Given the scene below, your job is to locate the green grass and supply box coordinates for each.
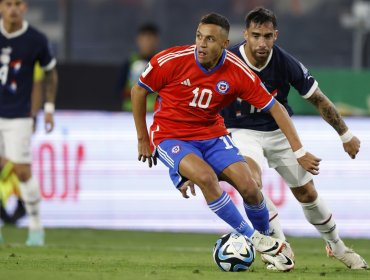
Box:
[0,226,369,280]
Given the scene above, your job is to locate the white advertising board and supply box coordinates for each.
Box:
[8,112,369,237]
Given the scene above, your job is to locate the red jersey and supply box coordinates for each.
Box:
[138,45,275,148]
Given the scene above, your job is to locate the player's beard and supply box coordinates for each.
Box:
[253,48,270,64]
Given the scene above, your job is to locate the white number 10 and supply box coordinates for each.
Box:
[189,87,212,109]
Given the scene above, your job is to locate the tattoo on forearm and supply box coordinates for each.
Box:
[309,93,347,135]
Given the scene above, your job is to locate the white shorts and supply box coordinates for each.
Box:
[228,128,312,188]
[0,117,33,164]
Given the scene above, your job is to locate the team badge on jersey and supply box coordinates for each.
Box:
[171,145,181,154]
[216,80,230,94]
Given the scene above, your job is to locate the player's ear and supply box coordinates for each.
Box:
[223,39,230,49]
[22,0,29,13]
[243,29,248,41]
[274,30,279,42]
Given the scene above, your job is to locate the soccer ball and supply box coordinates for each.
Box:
[213,232,255,272]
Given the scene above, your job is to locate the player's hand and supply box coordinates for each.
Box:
[44,112,54,133]
[343,136,360,159]
[179,180,196,199]
[297,152,321,175]
[137,140,157,168]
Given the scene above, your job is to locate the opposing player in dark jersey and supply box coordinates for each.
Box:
[131,12,324,270]
[0,0,58,246]
[222,7,368,270]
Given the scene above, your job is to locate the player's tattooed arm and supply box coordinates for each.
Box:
[308,87,360,159]
[307,87,348,135]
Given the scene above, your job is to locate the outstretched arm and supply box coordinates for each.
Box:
[268,101,321,175]
[307,87,360,159]
[131,84,157,168]
[43,68,58,133]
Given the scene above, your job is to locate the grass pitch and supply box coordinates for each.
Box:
[0,226,369,280]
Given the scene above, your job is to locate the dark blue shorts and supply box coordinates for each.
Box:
[156,135,245,188]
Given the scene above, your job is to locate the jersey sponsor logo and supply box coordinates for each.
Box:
[216,80,230,94]
[171,145,181,154]
[181,78,191,86]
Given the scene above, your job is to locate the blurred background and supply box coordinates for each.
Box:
[4,0,370,237]
[29,0,370,113]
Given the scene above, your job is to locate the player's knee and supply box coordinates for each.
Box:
[19,177,41,204]
[195,172,218,190]
[237,178,260,203]
[292,180,318,203]
[253,175,262,189]
[13,164,32,182]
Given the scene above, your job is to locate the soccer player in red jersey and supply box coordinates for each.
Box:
[131,13,320,270]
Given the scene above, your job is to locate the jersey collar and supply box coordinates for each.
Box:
[239,43,273,72]
[0,19,29,39]
[194,47,227,74]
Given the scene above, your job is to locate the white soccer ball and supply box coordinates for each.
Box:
[213,232,255,272]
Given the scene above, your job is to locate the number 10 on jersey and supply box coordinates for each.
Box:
[189,87,213,109]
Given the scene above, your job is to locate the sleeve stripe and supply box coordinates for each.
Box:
[138,79,155,93]
[261,97,276,111]
[158,51,194,66]
[42,58,57,71]
[302,80,318,99]
[227,51,256,77]
[226,55,255,82]
[157,46,195,64]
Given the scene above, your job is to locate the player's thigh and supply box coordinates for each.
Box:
[203,134,246,175]
[157,139,217,190]
[263,130,313,188]
[228,128,265,169]
[275,165,312,188]
[1,118,33,164]
[203,135,260,201]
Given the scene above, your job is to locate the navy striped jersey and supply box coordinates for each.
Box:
[0,20,56,118]
[221,42,318,131]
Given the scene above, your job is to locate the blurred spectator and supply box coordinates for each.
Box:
[0,63,44,225]
[117,23,160,111]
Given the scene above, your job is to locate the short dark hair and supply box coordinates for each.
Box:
[137,23,160,35]
[245,7,277,29]
[200,13,230,33]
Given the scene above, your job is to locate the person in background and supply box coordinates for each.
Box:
[222,7,368,270]
[0,62,44,225]
[117,23,160,111]
[0,0,58,246]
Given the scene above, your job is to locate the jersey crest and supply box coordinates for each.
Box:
[216,80,230,94]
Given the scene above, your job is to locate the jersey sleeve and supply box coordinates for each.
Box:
[37,33,56,71]
[137,50,169,93]
[237,71,276,112]
[285,52,318,99]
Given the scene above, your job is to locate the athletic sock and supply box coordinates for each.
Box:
[208,191,254,237]
[301,196,345,255]
[19,177,42,231]
[244,195,269,235]
[264,195,286,240]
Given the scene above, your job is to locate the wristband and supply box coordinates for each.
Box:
[340,130,353,143]
[293,147,306,159]
[44,102,55,113]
